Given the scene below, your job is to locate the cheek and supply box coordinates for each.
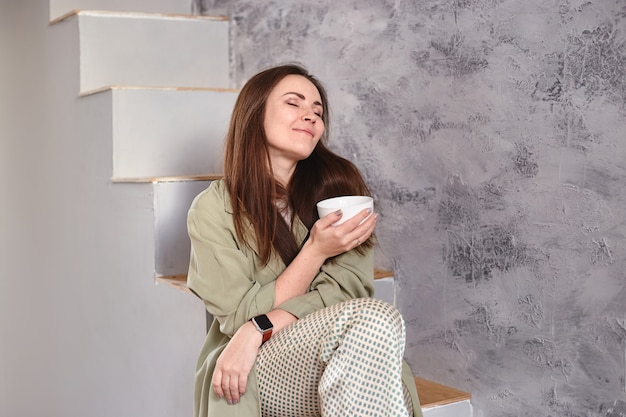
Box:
[316,123,325,139]
[263,109,283,138]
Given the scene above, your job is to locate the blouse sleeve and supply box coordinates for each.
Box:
[186,187,276,337]
[277,247,375,319]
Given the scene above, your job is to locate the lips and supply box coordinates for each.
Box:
[293,128,314,137]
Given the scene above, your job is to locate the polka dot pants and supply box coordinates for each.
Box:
[256,298,413,417]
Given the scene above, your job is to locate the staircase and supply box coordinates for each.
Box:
[47,3,471,416]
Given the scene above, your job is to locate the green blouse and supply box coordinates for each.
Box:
[187,179,422,417]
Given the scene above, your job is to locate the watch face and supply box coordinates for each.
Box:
[254,314,273,331]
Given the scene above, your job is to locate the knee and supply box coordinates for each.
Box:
[344,298,405,338]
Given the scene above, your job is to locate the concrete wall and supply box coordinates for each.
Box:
[196,0,626,416]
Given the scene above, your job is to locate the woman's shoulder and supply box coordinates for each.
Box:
[189,178,230,213]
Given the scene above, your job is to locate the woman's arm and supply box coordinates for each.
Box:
[188,186,376,334]
[211,209,377,405]
[272,208,376,307]
[277,244,375,319]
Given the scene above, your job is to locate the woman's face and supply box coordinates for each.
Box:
[263,74,325,168]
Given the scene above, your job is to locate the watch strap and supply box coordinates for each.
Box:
[260,328,271,345]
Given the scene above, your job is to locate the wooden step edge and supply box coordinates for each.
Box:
[50,9,228,25]
[157,269,394,294]
[80,85,239,97]
[374,268,393,280]
[155,275,193,294]
[112,174,224,184]
[415,377,471,409]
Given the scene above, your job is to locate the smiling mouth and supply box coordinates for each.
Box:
[294,129,314,137]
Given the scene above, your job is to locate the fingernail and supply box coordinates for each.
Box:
[335,209,343,216]
[366,208,372,214]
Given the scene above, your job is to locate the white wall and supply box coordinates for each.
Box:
[1,2,206,416]
[0,2,11,412]
[1,2,55,414]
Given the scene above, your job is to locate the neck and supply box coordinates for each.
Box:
[271,160,297,187]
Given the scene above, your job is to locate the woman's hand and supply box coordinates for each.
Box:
[306,208,378,260]
[212,321,262,405]
[272,208,377,307]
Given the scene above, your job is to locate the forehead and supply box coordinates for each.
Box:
[270,74,322,102]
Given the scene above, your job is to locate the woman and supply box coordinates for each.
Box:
[187,64,422,417]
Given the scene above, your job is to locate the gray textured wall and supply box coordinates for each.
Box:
[195,1,626,416]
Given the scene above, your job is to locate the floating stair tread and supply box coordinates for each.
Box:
[81,84,239,97]
[116,174,224,184]
[157,269,395,294]
[50,9,228,25]
[156,275,192,294]
[374,268,393,279]
[415,377,471,408]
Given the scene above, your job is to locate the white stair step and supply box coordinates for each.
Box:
[372,276,395,306]
[154,180,213,279]
[55,11,230,94]
[49,0,193,22]
[422,399,472,417]
[89,86,236,181]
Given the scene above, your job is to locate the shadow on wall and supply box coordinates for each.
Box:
[192,0,229,16]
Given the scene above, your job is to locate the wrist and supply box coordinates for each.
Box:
[251,314,273,346]
[301,239,328,265]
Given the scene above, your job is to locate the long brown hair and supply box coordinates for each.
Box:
[223,64,373,266]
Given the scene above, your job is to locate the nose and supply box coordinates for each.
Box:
[303,111,317,123]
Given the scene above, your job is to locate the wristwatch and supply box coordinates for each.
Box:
[251,314,273,345]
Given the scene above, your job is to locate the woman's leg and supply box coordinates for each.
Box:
[256,298,412,417]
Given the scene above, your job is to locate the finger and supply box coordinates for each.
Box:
[358,207,374,220]
[343,212,376,238]
[318,209,343,227]
[238,376,248,399]
[352,214,378,246]
[362,212,378,233]
[222,375,232,403]
[340,208,373,230]
[212,370,224,398]
[229,376,241,404]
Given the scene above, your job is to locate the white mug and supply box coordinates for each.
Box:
[316,196,374,225]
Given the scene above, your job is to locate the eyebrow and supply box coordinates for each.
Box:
[283,92,323,108]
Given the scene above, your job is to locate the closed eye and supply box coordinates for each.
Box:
[284,95,323,118]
